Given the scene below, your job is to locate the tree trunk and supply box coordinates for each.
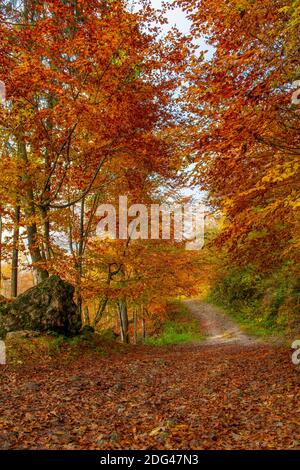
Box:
[133,308,137,345]
[141,307,146,343]
[0,212,2,294]
[40,205,52,261]
[18,139,49,283]
[75,197,85,315]
[11,205,20,298]
[84,305,90,326]
[118,299,129,344]
[17,2,48,284]
[92,295,108,327]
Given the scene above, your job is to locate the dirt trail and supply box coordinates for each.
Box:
[184,300,257,346]
[1,301,299,450]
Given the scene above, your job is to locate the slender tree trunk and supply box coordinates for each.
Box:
[118,307,123,343]
[75,197,85,315]
[26,220,48,282]
[11,205,20,297]
[84,305,90,326]
[92,295,109,327]
[70,194,102,320]
[117,263,129,343]
[0,212,2,294]
[19,238,36,286]
[16,2,48,284]
[133,308,137,345]
[18,140,49,283]
[40,205,52,261]
[118,299,129,344]
[40,86,54,262]
[141,307,146,343]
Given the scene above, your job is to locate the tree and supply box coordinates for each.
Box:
[178,0,300,272]
[0,0,189,291]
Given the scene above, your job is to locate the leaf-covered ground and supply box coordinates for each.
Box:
[0,303,299,450]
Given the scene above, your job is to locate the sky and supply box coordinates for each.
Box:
[150,0,192,34]
[149,0,214,60]
[148,0,210,204]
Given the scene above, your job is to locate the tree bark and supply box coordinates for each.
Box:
[75,197,85,315]
[11,205,20,298]
[84,305,90,326]
[141,307,146,343]
[0,212,2,294]
[40,205,52,261]
[18,139,49,283]
[133,308,137,345]
[118,299,129,344]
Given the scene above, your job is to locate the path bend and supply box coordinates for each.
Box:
[184,299,258,346]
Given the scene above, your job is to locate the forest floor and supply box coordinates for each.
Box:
[0,301,299,450]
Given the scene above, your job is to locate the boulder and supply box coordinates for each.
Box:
[6,330,40,340]
[0,276,82,338]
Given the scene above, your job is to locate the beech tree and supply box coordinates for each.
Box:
[0,0,188,290]
[178,0,300,272]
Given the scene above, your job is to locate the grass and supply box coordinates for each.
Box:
[4,302,204,367]
[207,265,300,341]
[145,301,204,346]
[207,296,286,340]
[5,329,126,368]
[225,308,282,338]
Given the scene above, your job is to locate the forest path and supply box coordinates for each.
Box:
[183,300,258,346]
[1,303,299,450]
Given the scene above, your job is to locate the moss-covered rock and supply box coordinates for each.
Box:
[0,276,81,338]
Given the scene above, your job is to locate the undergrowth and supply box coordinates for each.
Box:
[5,329,126,368]
[208,265,300,339]
[145,301,204,346]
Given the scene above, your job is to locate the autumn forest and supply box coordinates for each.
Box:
[0,0,299,457]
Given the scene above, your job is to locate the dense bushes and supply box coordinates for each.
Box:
[209,265,300,337]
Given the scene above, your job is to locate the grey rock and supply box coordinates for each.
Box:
[6,330,40,340]
[0,276,82,338]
